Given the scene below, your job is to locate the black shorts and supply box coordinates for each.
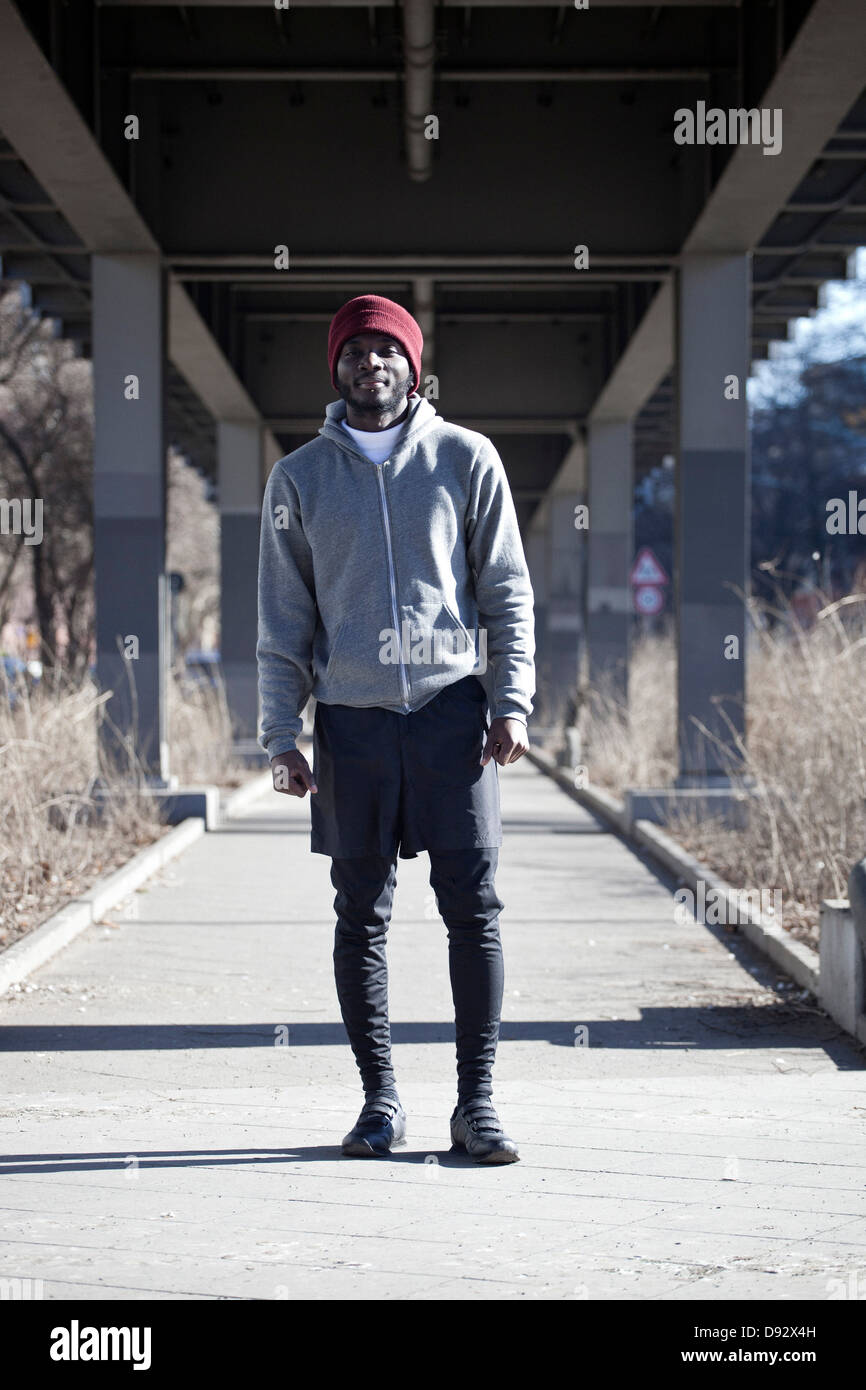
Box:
[309,674,502,860]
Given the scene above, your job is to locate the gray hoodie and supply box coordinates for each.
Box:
[256,392,535,757]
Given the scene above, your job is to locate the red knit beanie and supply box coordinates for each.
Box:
[328,295,423,396]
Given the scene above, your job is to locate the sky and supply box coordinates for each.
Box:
[748,246,866,409]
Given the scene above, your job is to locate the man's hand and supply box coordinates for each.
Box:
[481,717,530,767]
[271,749,318,797]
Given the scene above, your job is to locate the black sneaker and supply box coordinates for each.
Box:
[450,1097,520,1164]
[341,1096,407,1157]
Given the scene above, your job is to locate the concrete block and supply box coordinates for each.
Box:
[846,857,866,954]
[91,784,220,829]
[151,786,220,829]
[819,899,866,1045]
[625,785,751,834]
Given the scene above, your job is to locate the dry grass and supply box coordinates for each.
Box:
[578,634,678,791]
[577,600,866,949]
[0,664,248,950]
[0,671,164,950]
[166,665,248,788]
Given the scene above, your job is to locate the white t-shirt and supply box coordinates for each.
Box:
[341,418,406,465]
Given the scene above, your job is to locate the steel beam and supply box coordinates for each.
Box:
[123,66,717,82]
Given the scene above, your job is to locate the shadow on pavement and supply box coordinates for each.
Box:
[0,1146,495,1175]
[0,1006,860,1064]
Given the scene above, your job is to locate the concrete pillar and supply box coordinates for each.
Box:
[92,253,168,778]
[547,491,583,725]
[675,254,750,783]
[525,525,548,655]
[525,513,549,724]
[218,420,263,742]
[586,419,633,698]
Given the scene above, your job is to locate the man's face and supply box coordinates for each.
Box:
[335,333,414,415]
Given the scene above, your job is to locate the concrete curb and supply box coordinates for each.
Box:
[0,817,205,995]
[632,818,820,995]
[1,763,290,995]
[220,769,274,820]
[527,746,821,995]
[221,740,315,821]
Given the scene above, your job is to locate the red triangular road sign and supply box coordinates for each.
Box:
[630,547,669,586]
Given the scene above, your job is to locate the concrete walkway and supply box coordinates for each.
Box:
[1,758,864,1301]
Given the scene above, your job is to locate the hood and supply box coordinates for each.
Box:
[319,392,440,459]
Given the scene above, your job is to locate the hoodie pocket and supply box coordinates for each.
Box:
[399,599,484,678]
[321,606,405,705]
[441,600,486,675]
[323,618,348,682]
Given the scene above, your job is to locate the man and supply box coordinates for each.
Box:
[256,294,535,1164]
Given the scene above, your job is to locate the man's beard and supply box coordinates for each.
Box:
[340,378,410,417]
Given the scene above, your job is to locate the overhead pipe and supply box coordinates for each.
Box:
[402,0,436,182]
[125,66,713,82]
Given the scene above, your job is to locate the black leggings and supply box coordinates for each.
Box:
[330,847,504,1103]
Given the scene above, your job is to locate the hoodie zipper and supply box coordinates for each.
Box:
[375,460,411,712]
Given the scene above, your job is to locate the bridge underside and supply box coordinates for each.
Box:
[0,0,864,790]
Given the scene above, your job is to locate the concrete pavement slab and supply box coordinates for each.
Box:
[0,759,864,1300]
